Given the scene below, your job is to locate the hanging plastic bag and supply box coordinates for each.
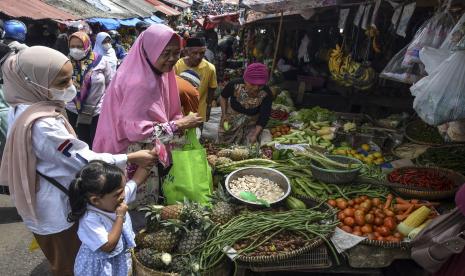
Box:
[163,128,212,205]
[411,51,465,126]
[381,11,455,84]
[402,12,454,68]
[380,45,423,84]
[418,46,450,77]
[440,12,465,50]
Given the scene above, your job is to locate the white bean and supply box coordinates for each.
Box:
[229,175,284,203]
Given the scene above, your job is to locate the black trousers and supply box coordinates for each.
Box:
[66,111,99,149]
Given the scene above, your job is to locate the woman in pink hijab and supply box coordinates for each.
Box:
[93,24,202,205]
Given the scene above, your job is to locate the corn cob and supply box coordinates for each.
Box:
[407,219,432,239]
[397,206,431,236]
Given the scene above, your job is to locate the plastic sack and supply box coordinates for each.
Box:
[411,51,465,126]
[440,12,465,50]
[163,128,212,205]
[402,12,454,68]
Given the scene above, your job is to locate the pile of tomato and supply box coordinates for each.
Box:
[328,195,404,242]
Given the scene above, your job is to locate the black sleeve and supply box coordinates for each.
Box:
[221,78,241,98]
[256,93,273,127]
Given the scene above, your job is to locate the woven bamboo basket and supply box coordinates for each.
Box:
[360,238,410,249]
[388,167,465,200]
[233,196,336,264]
[132,252,230,276]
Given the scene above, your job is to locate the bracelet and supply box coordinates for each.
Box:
[116,214,125,218]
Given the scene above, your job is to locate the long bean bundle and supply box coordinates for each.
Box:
[199,207,338,269]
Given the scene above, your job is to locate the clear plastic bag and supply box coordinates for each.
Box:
[380,45,424,84]
[418,46,450,77]
[381,12,454,84]
[411,51,465,126]
[440,12,465,50]
[402,12,454,68]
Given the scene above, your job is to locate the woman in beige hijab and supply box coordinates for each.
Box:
[0,46,156,276]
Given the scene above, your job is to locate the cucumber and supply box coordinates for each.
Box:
[285,196,307,209]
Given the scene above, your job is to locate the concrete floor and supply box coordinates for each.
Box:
[0,195,51,276]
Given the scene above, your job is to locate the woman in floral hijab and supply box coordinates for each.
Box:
[66,31,113,148]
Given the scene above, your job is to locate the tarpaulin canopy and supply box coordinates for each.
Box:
[43,0,108,19]
[144,15,165,23]
[145,0,182,16]
[197,12,240,30]
[159,0,191,9]
[118,18,142,26]
[84,0,132,16]
[0,0,77,20]
[87,18,121,29]
[109,0,162,17]
[242,0,337,14]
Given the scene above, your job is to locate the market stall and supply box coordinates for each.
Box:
[127,0,465,274]
[129,89,465,275]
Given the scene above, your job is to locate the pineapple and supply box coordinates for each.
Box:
[230,148,249,161]
[179,200,211,229]
[215,157,232,166]
[142,227,180,253]
[136,248,172,270]
[169,255,200,274]
[161,204,183,220]
[139,204,164,231]
[176,228,205,253]
[135,229,148,248]
[207,155,218,167]
[169,255,189,273]
[210,186,236,225]
[217,149,232,158]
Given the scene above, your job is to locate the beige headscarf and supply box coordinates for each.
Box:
[0,46,76,221]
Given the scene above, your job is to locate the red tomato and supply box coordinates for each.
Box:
[361,224,373,234]
[384,217,397,231]
[344,217,355,227]
[354,215,365,226]
[377,226,390,237]
[340,225,353,233]
[365,214,375,224]
[327,199,337,207]
[374,217,384,226]
[343,208,355,217]
[372,198,382,207]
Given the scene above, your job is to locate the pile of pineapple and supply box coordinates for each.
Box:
[207,147,250,168]
[135,188,236,274]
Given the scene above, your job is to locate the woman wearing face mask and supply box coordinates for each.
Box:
[67,31,113,148]
[218,63,272,144]
[93,32,118,73]
[0,46,157,275]
[93,25,203,207]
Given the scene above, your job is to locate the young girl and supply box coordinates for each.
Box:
[68,160,151,276]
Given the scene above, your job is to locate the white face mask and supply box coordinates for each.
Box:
[69,48,86,60]
[102,43,112,51]
[50,84,77,102]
